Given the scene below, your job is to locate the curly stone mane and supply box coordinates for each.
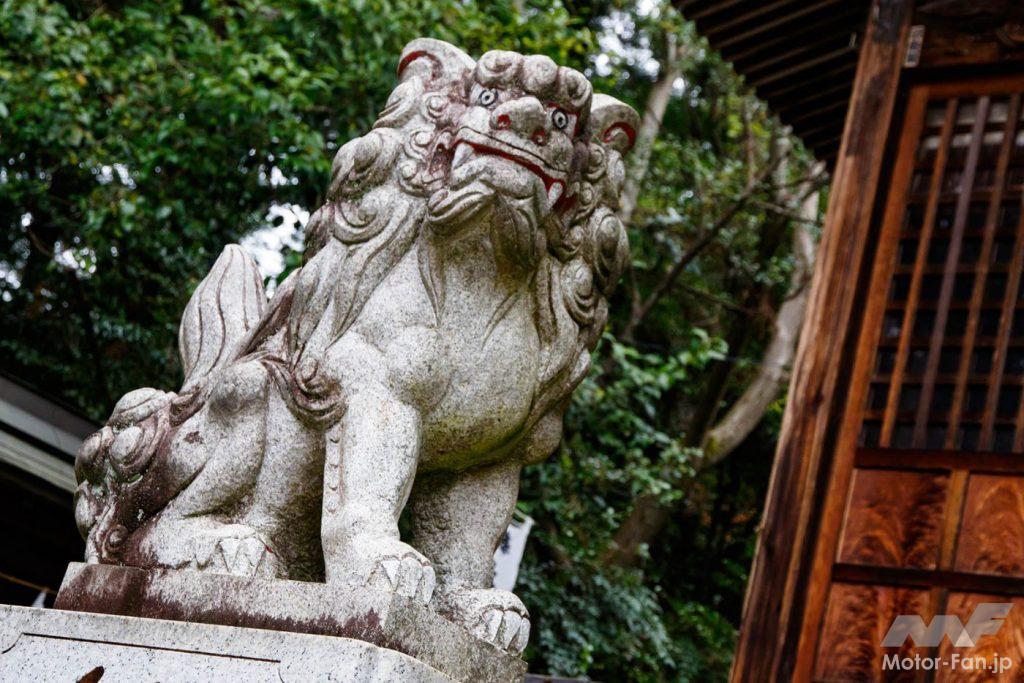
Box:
[237,40,636,429]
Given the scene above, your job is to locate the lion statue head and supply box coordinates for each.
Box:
[240,39,637,427]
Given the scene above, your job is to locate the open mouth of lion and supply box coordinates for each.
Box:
[452,128,568,210]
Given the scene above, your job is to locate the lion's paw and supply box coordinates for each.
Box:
[441,588,530,655]
[189,524,278,579]
[332,537,436,604]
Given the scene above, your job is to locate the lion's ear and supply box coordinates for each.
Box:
[398,38,476,88]
[589,94,640,155]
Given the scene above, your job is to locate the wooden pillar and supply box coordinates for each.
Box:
[729,1,913,680]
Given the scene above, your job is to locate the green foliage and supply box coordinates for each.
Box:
[565,334,724,515]
[0,0,590,417]
[1,1,821,680]
[516,333,730,680]
[509,5,819,680]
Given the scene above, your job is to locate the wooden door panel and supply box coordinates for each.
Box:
[838,469,948,570]
[955,475,1024,576]
[934,593,1024,683]
[814,583,930,682]
[810,75,1024,680]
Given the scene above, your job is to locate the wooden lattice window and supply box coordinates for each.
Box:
[813,76,1024,681]
[861,92,1024,454]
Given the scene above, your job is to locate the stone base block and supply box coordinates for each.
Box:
[54,562,524,682]
[0,604,448,681]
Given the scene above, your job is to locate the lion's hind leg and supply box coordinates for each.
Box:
[127,515,281,579]
[162,359,271,519]
[126,360,279,578]
[409,460,529,654]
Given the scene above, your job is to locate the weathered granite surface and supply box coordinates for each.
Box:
[55,562,525,682]
[71,36,638,658]
[0,604,449,681]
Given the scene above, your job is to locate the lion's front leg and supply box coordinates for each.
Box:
[410,460,529,654]
[321,382,435,603]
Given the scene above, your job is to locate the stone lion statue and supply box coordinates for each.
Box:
[73,38,637,655]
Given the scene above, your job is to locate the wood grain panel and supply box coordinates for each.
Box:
[935,593,1024,683]
[838,469,948,569]
[814,582,930,682]
[955,475,1024,577]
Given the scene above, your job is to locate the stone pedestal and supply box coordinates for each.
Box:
[0,604,448,681]
[49,563,526,682]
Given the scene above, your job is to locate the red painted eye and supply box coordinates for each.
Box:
[551,109,569,130]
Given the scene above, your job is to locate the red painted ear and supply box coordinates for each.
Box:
[589,94,640,154]
[397,38,476,86]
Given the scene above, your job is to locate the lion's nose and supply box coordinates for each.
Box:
[490,97,548,140]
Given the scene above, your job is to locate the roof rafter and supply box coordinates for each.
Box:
[678,0,872,167]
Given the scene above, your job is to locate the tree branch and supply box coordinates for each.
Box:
[702,187,819,464]
[603,161,823,567]
[620,151,787,342]
[679,283,756,315]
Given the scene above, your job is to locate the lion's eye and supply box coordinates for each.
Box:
[552,109,569,130]
[478,89,498,107]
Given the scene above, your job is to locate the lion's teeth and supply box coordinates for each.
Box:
[546,182,564,209]
[452,143,473,168]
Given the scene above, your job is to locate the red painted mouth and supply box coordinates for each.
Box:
[454,130,577,210]
[454,140,561,191]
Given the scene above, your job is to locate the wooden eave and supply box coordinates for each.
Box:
[678,0,871,168]
[679,1,1024,169]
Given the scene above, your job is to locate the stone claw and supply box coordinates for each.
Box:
[418,566,437,603]
[439,588,531,655]
[188,524,277,579]
[340,537,435,606]
[499,610,522,650]
[369,553,435,603]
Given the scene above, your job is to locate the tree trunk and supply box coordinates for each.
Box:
[603,176,822,567]
[702,189,818,464]
[617,34,683,229]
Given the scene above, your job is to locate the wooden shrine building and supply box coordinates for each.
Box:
[678,0,1024,680]
[0,373,87,606]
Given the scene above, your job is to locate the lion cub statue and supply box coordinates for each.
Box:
[73,38,637,655]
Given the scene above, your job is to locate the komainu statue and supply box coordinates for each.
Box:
[73,38,637,655]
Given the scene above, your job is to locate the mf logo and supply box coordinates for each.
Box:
[882,603,1013,648]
